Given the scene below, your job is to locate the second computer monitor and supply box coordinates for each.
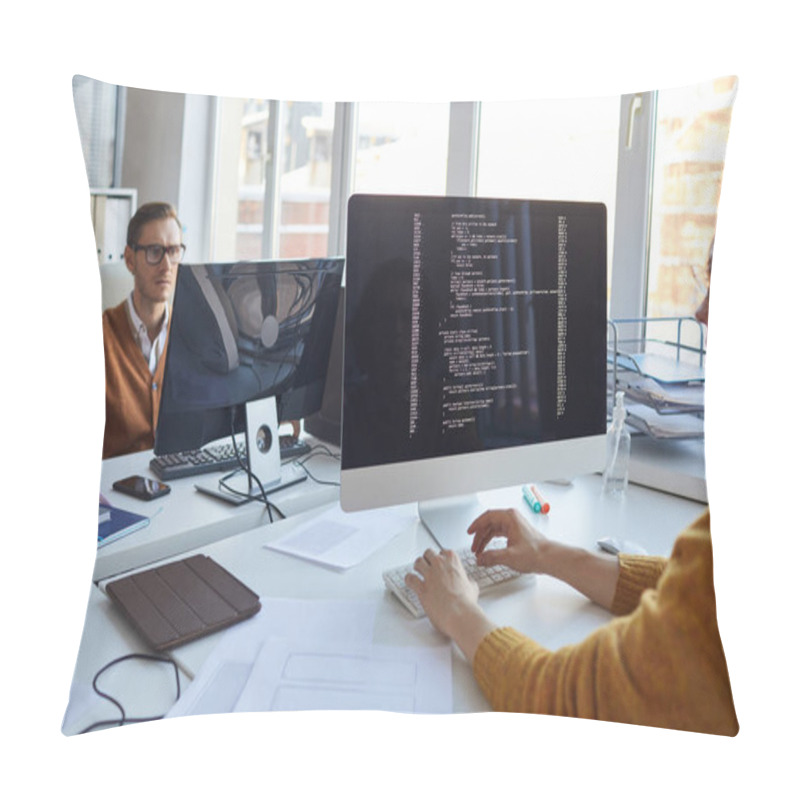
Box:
[155,257,344,457]
[340,194,607,547]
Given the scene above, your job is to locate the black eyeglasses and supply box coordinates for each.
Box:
[134,243,186,265]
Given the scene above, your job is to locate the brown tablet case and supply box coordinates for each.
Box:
[106,555,261,651]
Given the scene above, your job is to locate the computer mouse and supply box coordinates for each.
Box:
[596,537,648,556]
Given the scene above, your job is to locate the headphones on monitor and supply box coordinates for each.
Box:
[183,263,281,375]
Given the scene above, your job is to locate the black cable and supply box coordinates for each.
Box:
[295,445,342,487]
[217,468,287,521]
[218,411,287,521]
[299,443,341,462]
[224,430,274,522]
[79,653,182,734]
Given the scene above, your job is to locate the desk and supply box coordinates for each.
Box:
[63,474,705,734]
[629,434,707,503]
[94,439,340,582]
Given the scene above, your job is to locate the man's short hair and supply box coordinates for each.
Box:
[127,202,182,247]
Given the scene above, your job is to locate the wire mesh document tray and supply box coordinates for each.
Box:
[607,316,706,440]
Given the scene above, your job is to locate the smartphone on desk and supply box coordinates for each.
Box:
[112,475,171,501]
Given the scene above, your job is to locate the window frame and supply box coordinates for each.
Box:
[211,94,656,316]
[609,90,657,326]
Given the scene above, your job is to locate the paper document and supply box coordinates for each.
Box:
[234,639,453,714]
[166,597,379,718]
[265,505,415,569]
[626,403,705,439]
[611,374,705,413]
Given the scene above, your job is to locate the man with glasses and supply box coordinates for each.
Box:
[102,202,185,458]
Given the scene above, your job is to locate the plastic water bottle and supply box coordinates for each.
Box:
[603,391,630,496]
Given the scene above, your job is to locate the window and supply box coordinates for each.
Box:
[72,76,124,188]
[278,101,335,259]
[646,77,738,319]
[213,99,335,261]
[353,101,450,195]
[239,100,271,256]
[477,94,621,300]
[213,99,452,262]
[75,80,734,328]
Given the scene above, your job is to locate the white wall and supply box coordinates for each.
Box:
[120,87,216,262]
[121,87,184,208]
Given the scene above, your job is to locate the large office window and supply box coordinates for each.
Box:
[213,99,451,262]
[646,77,738,319]
[73,80,734,326]
[278,101,335,259]
[214,98,335,261]
[352,102,450,195]
[477,95,621,299]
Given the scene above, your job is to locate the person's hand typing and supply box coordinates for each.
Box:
[404,548,495,662]
[469,507,621,611]
[404,549,479,637]
[468,508,550,574]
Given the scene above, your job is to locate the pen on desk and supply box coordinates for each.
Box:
[530,485,550,514]
[523,484,550,514]
[522,485,540,513]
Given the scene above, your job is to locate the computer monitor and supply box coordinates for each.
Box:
[340,194,607,549]
[303,284,345,447]
[155,257,344,500]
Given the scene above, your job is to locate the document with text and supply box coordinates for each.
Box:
[264,504,417,569]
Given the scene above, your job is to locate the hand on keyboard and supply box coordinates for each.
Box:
[468,508,549,575]
[383,546,522,618]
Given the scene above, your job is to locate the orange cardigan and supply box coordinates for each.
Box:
[472,510,738,735]
[102,301,169,459]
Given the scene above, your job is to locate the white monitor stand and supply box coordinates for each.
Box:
[194,396,306,505]
[417,495,484,552]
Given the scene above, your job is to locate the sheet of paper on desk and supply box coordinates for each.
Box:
[264,505,416,569]
[234,639,452,714]
[166,597,379,719]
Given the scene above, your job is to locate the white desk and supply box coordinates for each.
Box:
[61,583,189,735]
[64,474,706,734]
[94,439,340,582]
[629,434,707,503]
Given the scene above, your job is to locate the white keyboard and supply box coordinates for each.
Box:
[382,546,522,618]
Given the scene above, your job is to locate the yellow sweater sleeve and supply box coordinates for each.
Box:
[472,510,738,736]
[611,553,667,615]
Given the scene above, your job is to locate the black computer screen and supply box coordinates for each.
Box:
[341,195,607,471]
[155,257,344,455]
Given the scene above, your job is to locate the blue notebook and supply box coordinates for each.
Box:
[98,504,149,548]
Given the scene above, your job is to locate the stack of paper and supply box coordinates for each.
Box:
[625,403,705,439]
[166,598,452,717]
[614,374,704,413]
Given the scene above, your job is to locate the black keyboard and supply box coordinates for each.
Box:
[150,437,312,481]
